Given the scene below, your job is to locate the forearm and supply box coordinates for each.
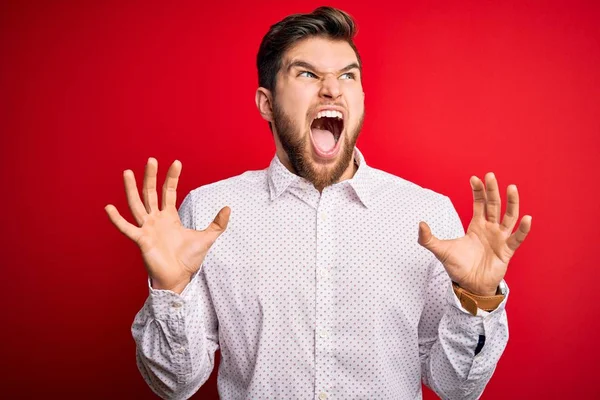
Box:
[132,272,218,399]
[421,282,509,400]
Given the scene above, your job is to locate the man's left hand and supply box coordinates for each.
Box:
[418,172,532,296]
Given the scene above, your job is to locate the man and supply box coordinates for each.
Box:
[105,6,532,400]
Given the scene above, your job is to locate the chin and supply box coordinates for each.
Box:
[302,134,354,189]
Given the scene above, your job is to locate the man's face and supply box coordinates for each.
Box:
[268,36,365,190]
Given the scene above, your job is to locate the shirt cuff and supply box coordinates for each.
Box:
[146,269,202,320]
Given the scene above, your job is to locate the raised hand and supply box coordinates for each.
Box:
[104,158,230,294]
[418,172,532,296]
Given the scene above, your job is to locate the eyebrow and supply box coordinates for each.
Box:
[286,60,361,75]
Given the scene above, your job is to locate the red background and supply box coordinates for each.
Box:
[1,0,599,398]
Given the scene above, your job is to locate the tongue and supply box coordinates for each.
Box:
[311,128,336,152]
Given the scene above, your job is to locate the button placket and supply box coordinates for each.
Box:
[315,194,335,399]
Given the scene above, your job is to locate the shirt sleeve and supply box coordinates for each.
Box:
[131,191,220,400]
[418,196,510,400]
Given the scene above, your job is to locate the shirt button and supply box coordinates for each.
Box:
[320,212,327,221]
[171,302,182,308]
[319,329,329,338]
[319,268,329,278]
[177,346,186,353]
[318,392,328,400]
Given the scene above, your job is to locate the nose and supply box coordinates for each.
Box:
[319,74,342,100]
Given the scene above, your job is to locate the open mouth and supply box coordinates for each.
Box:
[310,110,344,154]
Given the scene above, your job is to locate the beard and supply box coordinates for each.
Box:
[272,99,364,191]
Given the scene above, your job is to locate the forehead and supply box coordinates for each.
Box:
[282,36,359,71]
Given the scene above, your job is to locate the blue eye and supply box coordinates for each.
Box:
[340,72,355,80]
[299,71,317,78]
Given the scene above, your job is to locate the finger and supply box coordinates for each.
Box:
[104,204,141,241]
[161,160,182,210]
[143,157,159,213]
[501,184,519,233]
[470,176,486,220]
[201,206,231,243]
[485,172,501,224]
[417,221,450,263]
[123,170,147,226]
[506,215,532,253]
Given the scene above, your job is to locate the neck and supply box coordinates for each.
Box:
[338,154,359,182]
[316,158,358,193]
[276,147,359,193]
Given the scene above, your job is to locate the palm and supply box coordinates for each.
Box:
[136,209,207,286]
[419,173,532,296]
[105,158,230,293]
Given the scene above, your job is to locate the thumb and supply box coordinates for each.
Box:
[418,221,444,258]
[203,206,231,242]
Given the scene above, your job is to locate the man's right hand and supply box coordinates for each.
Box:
[104,157,230,294]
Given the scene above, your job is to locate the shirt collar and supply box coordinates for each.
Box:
[267,147,372,208]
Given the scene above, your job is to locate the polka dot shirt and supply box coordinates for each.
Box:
[131,147,509,400]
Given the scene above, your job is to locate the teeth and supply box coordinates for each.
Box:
[315,110,343,120]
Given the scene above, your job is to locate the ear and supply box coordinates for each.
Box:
[255,87,274,123]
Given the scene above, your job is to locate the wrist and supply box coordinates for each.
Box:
[456,283,499,297]
[452,281,505,316]
[150,276,191,294]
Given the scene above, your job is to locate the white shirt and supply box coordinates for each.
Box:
[132,147,509,400]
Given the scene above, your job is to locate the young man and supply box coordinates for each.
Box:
[105,6,532,400]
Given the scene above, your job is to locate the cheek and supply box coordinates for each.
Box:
[283,92,313,126]
[349,91,365,122]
